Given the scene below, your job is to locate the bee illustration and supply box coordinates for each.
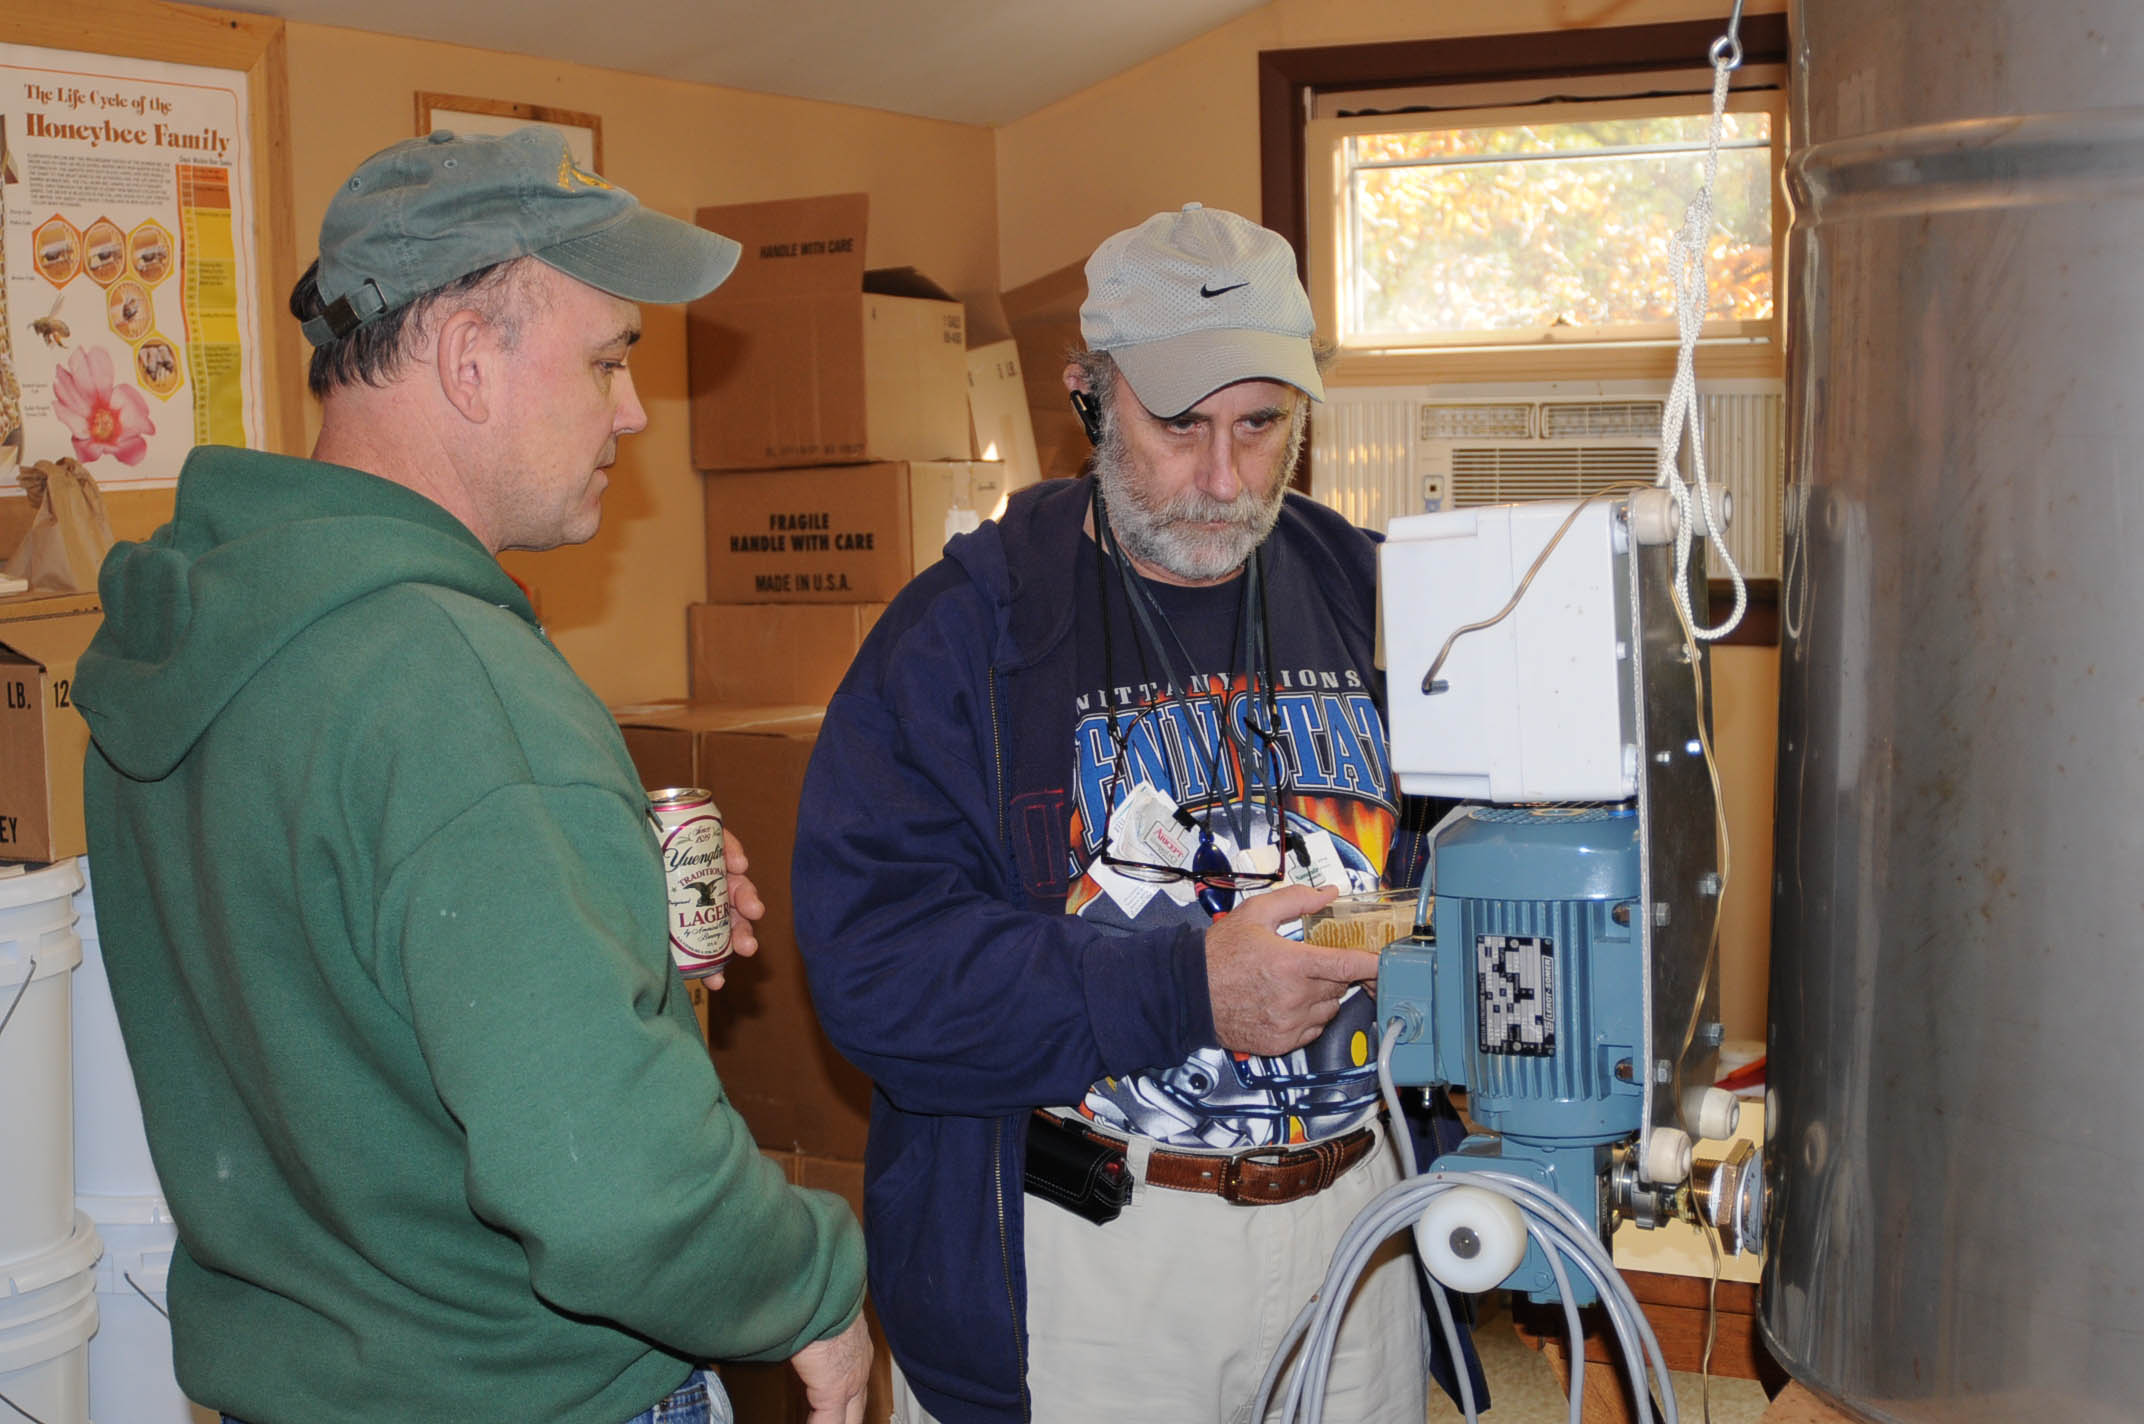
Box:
[117,294,142,325]
[139,342,176,383]
[37,238,72,268]
[30,295,68,349]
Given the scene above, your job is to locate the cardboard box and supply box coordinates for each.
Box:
[611,702,871,1160]
[686,603,883,707]
[1000,259,1092,481]
[703,460,1017,603]
[610,703,826,794]
[687,193,970,471]
[0,592,102,861]
[721,1151,893,1423]
[966,338,1043,491]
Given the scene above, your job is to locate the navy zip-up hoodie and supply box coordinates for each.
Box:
[793,476,1384,1422]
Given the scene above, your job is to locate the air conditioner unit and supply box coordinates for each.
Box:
[1313,379,1784,579]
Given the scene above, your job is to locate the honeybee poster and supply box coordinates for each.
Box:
[0,43,265,492]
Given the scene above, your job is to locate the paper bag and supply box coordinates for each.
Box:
[5,457,116,593]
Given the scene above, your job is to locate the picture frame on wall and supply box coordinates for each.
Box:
[414,92,603,173]
[0,2,301,495]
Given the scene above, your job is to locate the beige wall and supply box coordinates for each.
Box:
[277,23,998,705]
[1710,644,1780,1045]
[995,0,1785,289]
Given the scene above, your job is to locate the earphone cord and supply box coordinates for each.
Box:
[1094,480,1244,843]
[1091,480,1283,850]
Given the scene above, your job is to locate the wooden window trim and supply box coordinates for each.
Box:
[1259,17,1791,283]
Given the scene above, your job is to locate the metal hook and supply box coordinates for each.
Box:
[1708,0,1746,70]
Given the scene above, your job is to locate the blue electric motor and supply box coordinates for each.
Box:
[1378,804,1645,1302]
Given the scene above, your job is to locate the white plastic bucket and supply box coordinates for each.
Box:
[82,1195,212,1424]
[0,1211,100,1424]
[69,862,163,1199]
[0,859,86,1267]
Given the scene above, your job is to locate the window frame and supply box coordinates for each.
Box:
[1310,90,1785,363]
[1258,16,1791,387]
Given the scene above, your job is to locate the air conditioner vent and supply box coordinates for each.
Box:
[1419,402,1533,441]
[1450,446,1659,505]
[1540,400,1663,441]
[1311,384,1781,576]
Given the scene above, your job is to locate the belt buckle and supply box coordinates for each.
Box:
[1218,1141,1310,1204]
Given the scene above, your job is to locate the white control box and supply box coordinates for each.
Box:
[1380,500,1635,802]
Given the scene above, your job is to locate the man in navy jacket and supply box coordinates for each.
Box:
[795,205,1435,1424]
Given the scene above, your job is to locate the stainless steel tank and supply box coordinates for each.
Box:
[1768,3,2144,1421]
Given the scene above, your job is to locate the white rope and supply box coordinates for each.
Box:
[1655,39,1749,641]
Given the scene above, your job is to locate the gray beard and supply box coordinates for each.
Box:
[1093,430,1288,582]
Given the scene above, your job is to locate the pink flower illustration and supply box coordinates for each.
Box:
[52,346,154,466]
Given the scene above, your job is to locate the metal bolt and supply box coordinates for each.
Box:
[1698,872,1722,896]
[1654,1059,1673,1085]
[1654,750,1674,764]
[1699,1022,1725,1047]
[1615,1059,1636,1082]
[1612,903,1632,925]
[1653,903,1671,927]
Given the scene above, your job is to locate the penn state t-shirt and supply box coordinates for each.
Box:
[1062,533,1400,1150]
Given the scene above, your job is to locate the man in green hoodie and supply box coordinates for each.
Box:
[74,127,869,1424]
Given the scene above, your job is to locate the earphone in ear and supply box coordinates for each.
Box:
[1069,388,1103,446]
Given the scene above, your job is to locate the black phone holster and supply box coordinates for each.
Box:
[1023,1110,1133,1225]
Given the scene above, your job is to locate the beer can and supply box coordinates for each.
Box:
[648,787,731,981]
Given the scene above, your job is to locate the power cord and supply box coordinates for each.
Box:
[1418,483,1650,696]
[1255,1022,1683,1424]
[1698,1215,1727,1424]
[1665,579,1732,1151]
[1254,1164,1682,1424]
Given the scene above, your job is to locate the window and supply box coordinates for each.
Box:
[1300,62,1785,383]
[1341,101,1774,343]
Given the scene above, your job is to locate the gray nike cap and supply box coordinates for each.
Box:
[303,126,741,347]
[1079,203,1323,417]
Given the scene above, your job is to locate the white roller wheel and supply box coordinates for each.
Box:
[1627,487,1683,545]
[1642,1126,1694,1185]
[1417,1186,1529,1294]
[1688,1085,1742,1141]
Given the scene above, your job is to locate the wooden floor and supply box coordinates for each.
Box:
[1426,1292,1773,1424]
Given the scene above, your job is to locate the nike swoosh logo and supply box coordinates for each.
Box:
[1199,282,1249,298]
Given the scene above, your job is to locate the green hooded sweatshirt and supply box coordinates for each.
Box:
[75,446,864,1424]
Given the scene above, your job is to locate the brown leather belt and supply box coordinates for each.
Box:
[1041,1111,1376,1207]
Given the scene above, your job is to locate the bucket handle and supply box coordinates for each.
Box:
[1,1379,58,1422]
[126,1270,171,1319]
[0,957,35,1043]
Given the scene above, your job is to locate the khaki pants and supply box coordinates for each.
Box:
[892,1121,1429,1424]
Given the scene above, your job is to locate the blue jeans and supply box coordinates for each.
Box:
[626,1370,733,1424]
[221,1370,733,1424]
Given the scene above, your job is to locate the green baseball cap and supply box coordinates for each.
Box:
[301,125,740,347]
